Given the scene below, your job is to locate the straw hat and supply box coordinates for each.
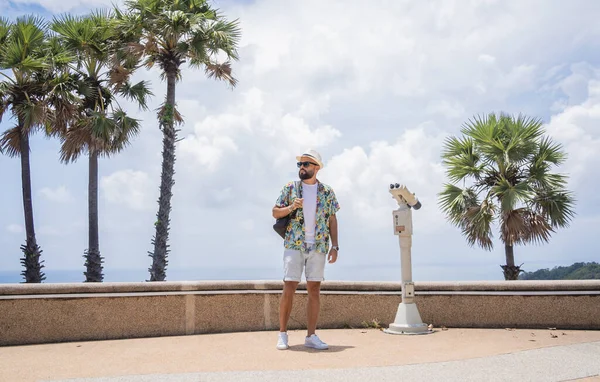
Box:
[296,149,324,168]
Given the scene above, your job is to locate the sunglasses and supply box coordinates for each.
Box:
[297,161,317,168]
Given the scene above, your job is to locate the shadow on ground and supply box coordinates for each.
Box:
[287,345,355,353]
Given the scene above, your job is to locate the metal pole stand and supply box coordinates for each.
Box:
[384,184,432,335]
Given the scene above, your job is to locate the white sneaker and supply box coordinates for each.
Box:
[304,334,328,350]
[276,332,289,350]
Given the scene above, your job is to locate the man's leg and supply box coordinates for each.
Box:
[277,249,303,350]
[303,252,328,349]
[306,281,321,336]
[305,249,327,341]
[279,281,299,332]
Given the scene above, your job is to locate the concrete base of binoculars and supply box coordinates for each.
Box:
[384,301,431,335]
[385,184,432,336]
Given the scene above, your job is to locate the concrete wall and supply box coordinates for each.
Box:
[1,281,599,346]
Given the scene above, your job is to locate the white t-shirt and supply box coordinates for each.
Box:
[302,182,318,244]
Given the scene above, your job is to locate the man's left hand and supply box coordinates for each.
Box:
[328,248,338,264]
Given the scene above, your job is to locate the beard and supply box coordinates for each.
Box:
[299,169,314,180]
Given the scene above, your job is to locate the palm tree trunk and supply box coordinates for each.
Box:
[84,150,103,282]
[18,125,45,283]
[501,244,522,280]
[148,70,177,281]
[505,244,515,267]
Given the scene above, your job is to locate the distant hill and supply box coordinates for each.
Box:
[519,262,600,280]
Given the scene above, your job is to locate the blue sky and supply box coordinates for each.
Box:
[1,0,600,283]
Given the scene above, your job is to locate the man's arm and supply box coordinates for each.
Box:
[272,205,293,219]
[272,197,303,219]
[329,214,338,246]
[328,214,338,264]
[273,183,292,219]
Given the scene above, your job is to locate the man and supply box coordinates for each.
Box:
[272,149,340,350]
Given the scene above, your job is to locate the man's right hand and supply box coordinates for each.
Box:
[290,198,303,211]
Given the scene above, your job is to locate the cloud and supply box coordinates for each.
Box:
[426,100,466,119]
[179,135,239,173]
[241,219,255,232]
[322,125,446,233]
[545,79,600,194]
[39,186,72,204]
[3,0,600,281]
[100,170,153,211]
[177,87,342,177]
[553,63,600,105]
[38,225,66,237]
[6,224,23,234]
[9,0,114,13]
[478,54,496,64]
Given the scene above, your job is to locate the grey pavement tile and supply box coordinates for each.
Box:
[45,341,600,382]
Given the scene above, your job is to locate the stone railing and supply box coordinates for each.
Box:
[1,280,599,346]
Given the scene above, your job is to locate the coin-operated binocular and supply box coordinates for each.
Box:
[384,184,431,335]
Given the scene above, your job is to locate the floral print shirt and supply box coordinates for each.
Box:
[275,180,340,254]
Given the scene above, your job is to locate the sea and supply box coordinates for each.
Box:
[0,267,285,284]
[0,266,412,284]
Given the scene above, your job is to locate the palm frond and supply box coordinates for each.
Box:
[51,13,111,62]
[108,65,133,88]
[192,17,241,60]
[51,14,88,51]
[0,126,21,157]
[203,61,237,87]
[13,15,48,48]
[441,135,484,183]
[513,114,545,143]
[88,110,117,142]
[461,198,496,250]
[162,10,191,49]
[45,36,77,70]
[438,182,498,250]
[108,108,141,153]
[1,16,48,72]
[438,184,479,226]
[503,115,540,165]
[111,10,145,53]
[535,136,566,166]
[528,162,568,190]
[1,43,48,72]
[117,80,153,109]
[157,100,183,125]
[532,189,576,229]
[60,121,90,163]
[441,135,474,158]
[76,76,96,102]
[15,100,47,134]
[0,17,11,44]
[44,72,80,137]
[0,81,10,123]
[500,208,552,246]
[491,177,533,212]
[461,113,495,143]
[90,8,115,29]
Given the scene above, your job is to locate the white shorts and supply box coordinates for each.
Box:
[283,248,326,282]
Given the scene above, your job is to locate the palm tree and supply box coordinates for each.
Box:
[0,16,76,283]
[438,113,576,280]
[52,11,151,282]
[115,0,241,281]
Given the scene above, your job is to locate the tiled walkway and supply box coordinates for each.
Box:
[2,329,599,382]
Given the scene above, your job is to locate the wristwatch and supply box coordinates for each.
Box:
[332,246,339,251]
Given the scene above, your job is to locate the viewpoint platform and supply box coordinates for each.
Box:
[1,328,600,382]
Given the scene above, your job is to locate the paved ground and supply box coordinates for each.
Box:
[1,328,600,382]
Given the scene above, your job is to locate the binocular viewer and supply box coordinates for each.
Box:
[389,183,422,210]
